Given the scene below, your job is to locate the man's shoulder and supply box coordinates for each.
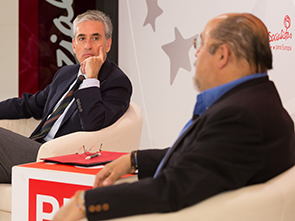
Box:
[202,77,277,117]
[221,76,272,101]
[53,64,80,80]
[103,59,125,75]
[100,59,130,82]
[58,64,80,72]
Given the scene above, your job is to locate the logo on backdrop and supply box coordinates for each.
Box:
[46,0,75,67]
[46,0,76,67]
[269,15,293,51]
[28,179,91,221]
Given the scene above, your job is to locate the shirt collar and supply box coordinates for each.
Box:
[193,72,267,116]
[78,68,86,78]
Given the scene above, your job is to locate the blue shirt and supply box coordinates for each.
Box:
[179,72,267,136]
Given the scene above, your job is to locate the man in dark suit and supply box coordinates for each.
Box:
[0,10,132,183]
[53,13,295,221]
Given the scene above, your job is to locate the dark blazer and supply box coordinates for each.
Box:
[0,59,132,138]
[85,76,295,221]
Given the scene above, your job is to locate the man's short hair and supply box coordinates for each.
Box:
[73,9,113,40]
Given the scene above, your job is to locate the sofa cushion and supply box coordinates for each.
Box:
[0,184,11,212]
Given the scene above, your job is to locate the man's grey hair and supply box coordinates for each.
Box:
[72,10,113,40]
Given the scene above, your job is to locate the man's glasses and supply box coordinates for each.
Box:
[76,143,103,156]
[193,34,202,50]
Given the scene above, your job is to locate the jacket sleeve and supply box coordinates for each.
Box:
[137,148,168,179]
[0,64,77,121]
[0,80,53,120]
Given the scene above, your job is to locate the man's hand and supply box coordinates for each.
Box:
[52,191,86,221]
[52,154,135,220]
[93,154,135,188]
[81,46,106,79]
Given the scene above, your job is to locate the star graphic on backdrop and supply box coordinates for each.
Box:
[162,27,198,85]
[143,0,163,32]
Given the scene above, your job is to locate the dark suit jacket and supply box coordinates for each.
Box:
[0,59,132,138]
[85,76,295,221]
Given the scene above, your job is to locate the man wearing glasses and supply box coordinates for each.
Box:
[0,10,132,183]
[53,13,295,221]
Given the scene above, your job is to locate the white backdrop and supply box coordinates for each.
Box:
[119,0,295,149]
[0,0,18,101]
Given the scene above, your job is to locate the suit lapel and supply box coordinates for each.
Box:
[156,116,200,175]
[61,99,76,126]
[45,70,78,116]
[46,67,79,126]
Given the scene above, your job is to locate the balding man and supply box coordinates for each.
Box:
[53,13,295,221]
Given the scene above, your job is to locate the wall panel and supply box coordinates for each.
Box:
[119,0,295,149]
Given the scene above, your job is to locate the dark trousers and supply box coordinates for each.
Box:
[0,127,41,183]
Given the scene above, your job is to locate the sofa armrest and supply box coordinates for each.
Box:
[37,102,143,161]
[0,118,40,137]
[105,166,295,221]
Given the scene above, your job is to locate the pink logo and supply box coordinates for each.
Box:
[269,15,293,51]
[269,15,292,42]
[284,15,291,30]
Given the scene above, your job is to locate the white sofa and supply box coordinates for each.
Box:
[109,165,295,221]
[0,102,143,221]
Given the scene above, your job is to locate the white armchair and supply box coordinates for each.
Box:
[108,165,295,221]
[0,102,143,221]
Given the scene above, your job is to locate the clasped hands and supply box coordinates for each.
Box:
[52,154,134,221]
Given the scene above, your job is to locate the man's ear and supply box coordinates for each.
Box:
[217,44,230,69]
[72,38,76,54]
[106,38,112,53]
